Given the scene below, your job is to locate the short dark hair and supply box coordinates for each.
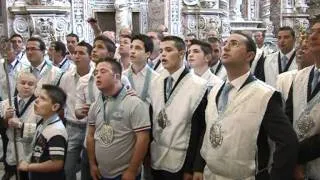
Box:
[190,39,212,56]
[120,34,132,40]
[27,37,46,52]
[66,33,79,42]
[161,36,186,51]
[94,35,116,57]
[186,33,197,39]
[207,36,222,44]
[132,34,154,53]
[42,84,67,112]
[52,41,67,56]
[96,57,122,77]
[278,26,295,39]
[232,31,257,54]
[77,41,93,55]
[148,30,164,41]
[10,34,23,41]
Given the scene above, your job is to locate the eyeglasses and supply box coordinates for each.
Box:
[223,40,241,49]
[26,47,41,52]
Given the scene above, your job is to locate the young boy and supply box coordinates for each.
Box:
[1,72,39,180]
[18,84,68,180]
[188,39,222,89]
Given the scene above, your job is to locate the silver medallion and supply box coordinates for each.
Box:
[296,115,315,139]
[157,109,169,129]
[209,122,223,148]
[98,124,114,145]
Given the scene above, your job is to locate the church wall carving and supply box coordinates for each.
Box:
[0,0,316,46]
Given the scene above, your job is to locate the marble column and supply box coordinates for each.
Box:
[229,0,243,20]
[261,0,274,40]
[166,0,182,36]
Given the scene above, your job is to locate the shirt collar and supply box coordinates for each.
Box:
[34,60,46,71]
[149,54,161,64]
[44,113,60,124]
[59,57,68,66]
[17,95,31,103]
[130,64,148,76]
[170,65,185,82]
[201,68,212,79]
[211,60,221,70]
[227,71,251,91]
[280,48,295,59]
[10,58,18,68]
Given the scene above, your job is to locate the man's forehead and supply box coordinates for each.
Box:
[160,40,175,47]
[67,36,77,41]
[11,37,22,41]
[75,46,87,52]
[189,44,201,50]
[278,30,292,36]
[97,62,112,69]
[27,41,40,47]
[227,34,246,42]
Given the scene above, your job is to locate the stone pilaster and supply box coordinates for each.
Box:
[8,2,71,47]
[148,0,165,31]
[167,0,182,36]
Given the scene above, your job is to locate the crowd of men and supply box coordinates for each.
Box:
[0,17,319,180]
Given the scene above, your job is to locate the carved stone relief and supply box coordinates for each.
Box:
[183,14,223,39]
[148,0,165,30]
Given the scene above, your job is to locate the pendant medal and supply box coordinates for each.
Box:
[209,122,223,148]
[157,109,169,129]
[99,124,114,145]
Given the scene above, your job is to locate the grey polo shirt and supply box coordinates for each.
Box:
[88,89,151,178]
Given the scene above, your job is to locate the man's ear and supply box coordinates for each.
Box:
[178,50,185,59]
[205,54,212,63]
[52,103,61,112]
[246,51,255,63]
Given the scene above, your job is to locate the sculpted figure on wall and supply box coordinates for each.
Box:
[114,0,132,36]
[26,0,70,6]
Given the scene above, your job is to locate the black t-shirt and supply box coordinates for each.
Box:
[30,120,67,180]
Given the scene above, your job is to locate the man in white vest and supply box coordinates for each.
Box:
[285,20,320,180]
[150,36,208,179]
[200,31,298,179]
[10,34,29,65]
[207,37,227,80]
[48,41,75,72]
[264,26,297,87]
[188,39,222,89]
[23,37,65,95]
[277,34,315,106]
[147,31,164,73]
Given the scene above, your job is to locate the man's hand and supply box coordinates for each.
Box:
[8,117,22,128]
[126,88,137,96]
[122,169,136,180]
[90,164,101,180]
[193,172,203,180]
[18,161,29,172]
[184,172,193,180]
[4,107,14,119]
[75,104,91,119]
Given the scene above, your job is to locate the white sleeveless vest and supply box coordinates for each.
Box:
[293,66,320,179]
[0,99,40,165]
[201,80,274,179]
[276,69,298,102]
[150,73,207,172]
[264,52,297,87]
